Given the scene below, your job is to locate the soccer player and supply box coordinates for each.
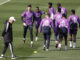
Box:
[0,16,16,59]
[53,8,62,48]
[34,6,44,41]
[68,9,80,48]
[57,14,69,50]
[21,5,34,47]
[39,13,55,51]
[48,2,55,20]
[56,3,67,16]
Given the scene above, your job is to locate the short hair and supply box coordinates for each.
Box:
[57,3,61,6]
[71,9,75,14]
[27,4,32,7]
[62,14,67,18]
[36,6,39,9]
[58,8,61,13]
[48,2,52,6]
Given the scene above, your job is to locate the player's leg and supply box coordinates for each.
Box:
[58,28,63,49]
[73,34,76,48]
[0,42,9,58]
[9,43,16,59]
[73,30,77,48]
[46,33,51,51]
[69,29,73,48]
[29,25,33,47]
[35,24,39,41]
[43,33,47,50]
[64,33,68,50]
[23,26,28,44]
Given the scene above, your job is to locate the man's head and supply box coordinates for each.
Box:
[71,9,75,15]
[48,2,52,8]
[58,8,61,13]
[27,4,32,12]
[35,6,39,13]
[57,3,61,8]
[9,16,16,24]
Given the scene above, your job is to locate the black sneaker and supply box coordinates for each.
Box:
[55,44,58,48]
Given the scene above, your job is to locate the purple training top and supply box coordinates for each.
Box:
[54,13,62,27]
[22,10,34,25]
[68,14,80,29]
[33,11,43,24]
[56,7,67,15]
[56,17,69,33]
[39,17,55,33]
[49,7,55,20]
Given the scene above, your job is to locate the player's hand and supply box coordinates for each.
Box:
[23,23,27,26]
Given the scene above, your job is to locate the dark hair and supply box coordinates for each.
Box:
[71,9,75,14]
[48,2,52,6]
[27,4,32,7]
[36,6,39,9]
[58,8,61,13]
[62,14,67,18]
[57,3,61,6]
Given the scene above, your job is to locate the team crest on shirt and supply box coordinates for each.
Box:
[72,17,77,23]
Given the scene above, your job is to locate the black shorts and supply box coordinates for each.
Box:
[70,29,77,35]
[59,27,68,39]
[42,26,51,35]
[35,24,40,29]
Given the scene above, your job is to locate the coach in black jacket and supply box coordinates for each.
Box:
[0,16,16,59]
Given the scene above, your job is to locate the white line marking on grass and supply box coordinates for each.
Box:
[0,0,11,5]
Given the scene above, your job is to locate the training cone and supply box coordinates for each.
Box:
[34,51,38,53]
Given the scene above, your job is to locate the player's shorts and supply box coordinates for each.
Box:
[70,29,77,35]
[42,26,51,35]
[58,27,68,39]
[35,24,40,29]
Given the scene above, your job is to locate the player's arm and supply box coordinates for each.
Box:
[77,17,80,28]
[21,11,27,26]
[39,20,43,33]
[2,21,9,37]
[50,20,55,33]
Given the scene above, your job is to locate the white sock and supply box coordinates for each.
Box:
[55,41,58,44]
[35,36,38,41]
[73,42,76,48]
[31,41,33,44]
[1,54,4,56]
[65,46,67,50]
[58,43,61,48]
[24,38,26,40]
[43,45,46,48]
[70,41,72,47]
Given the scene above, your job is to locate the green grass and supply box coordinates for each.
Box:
[0,0,80,60]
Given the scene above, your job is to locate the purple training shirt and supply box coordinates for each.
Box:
[39,17,55,33]
[22,10,34,25]
[54,13,62,27]
[68,14,80,29]
[33,11,43,24]
[56,7,67,15]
